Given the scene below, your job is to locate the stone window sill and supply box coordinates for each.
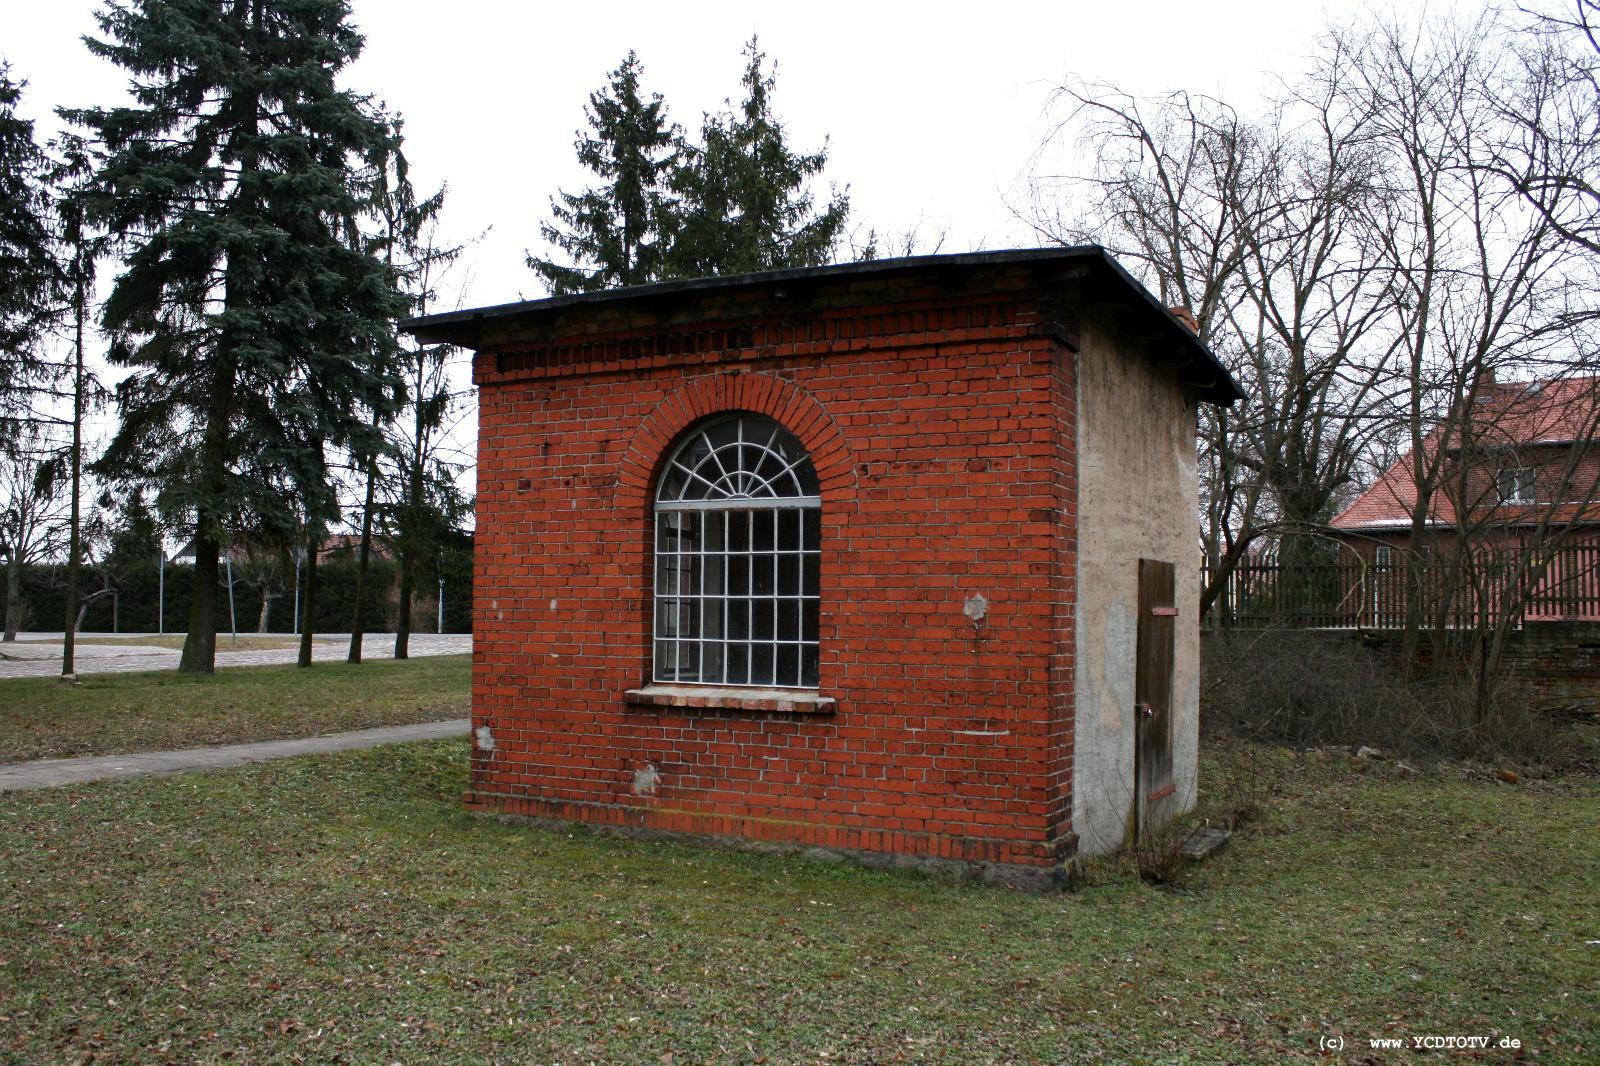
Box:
[624,684,836,715]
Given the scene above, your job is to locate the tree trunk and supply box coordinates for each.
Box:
[62,269,86,679]
[348,430,380,664]
[394,557,412,660]
[181,323,237,675]
[180,526,220,674]
[257,591,274,633]
[4,558,21,641]
[75,591,109,632]
[394,392,428,661]
[298,528,318,668]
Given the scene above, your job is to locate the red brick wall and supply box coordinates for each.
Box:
[468,281,1078,870]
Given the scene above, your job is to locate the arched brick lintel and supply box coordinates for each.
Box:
[614,371,857,510]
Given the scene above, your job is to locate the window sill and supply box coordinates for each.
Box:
[624,684,836,715]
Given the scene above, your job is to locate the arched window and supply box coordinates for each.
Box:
[654,414,821,688]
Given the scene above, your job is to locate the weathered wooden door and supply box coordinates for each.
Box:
[1134,558,1177,841]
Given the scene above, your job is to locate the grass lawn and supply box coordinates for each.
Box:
[0,739,1594,1063]
[0,655,470,762]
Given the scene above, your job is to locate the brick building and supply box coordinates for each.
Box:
[405,248,1241,886]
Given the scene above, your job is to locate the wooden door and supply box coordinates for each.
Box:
[1134,558,1177,841]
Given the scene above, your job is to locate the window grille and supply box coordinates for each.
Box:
[653,415,821,688]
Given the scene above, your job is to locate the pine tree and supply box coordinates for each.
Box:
[662,38,850,278]
[66,0,405,674]
[528,51,678,294]
[0,64,60,418]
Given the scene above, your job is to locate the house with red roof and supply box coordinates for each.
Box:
[1330,374,1600,623]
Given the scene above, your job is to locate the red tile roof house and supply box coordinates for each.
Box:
[405,248,1242,888]
[1331,375,1600,623]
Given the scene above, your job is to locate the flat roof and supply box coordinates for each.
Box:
[403,245,1243,404]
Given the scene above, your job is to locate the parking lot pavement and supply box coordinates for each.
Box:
[0,633,472,679]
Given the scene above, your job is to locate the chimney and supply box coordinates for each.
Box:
[1168,306,1199,335]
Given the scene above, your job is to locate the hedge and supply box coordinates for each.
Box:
[3,552,473,635]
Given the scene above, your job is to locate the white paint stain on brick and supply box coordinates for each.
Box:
[632,763,661,796]
[963,592,990,624]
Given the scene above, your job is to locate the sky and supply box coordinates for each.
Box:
[5,0,1383,311]
[0,0,1435,519]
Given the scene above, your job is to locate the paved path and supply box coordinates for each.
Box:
[0,633,471,680]
[0,719,470,793]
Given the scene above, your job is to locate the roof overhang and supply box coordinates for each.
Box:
[403,246,1244,406]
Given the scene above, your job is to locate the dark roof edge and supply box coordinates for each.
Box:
[403,246,1243,404]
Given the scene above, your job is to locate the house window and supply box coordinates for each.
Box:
[653,415,821,688]
[1496,467,1537,505]
[1374,545,1393,567]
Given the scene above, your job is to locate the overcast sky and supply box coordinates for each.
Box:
[4,0,1406,313]
[4,0,1444,517]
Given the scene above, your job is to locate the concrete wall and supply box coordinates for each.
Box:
[1072,319,1201,855]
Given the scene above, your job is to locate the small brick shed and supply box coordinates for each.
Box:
[405,247,1241,887]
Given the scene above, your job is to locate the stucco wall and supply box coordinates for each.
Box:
[1072,320,1201,855]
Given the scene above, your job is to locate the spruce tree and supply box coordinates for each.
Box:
[66,0,405,674]
[0,64,59,417]
[528,50,678,294]
[662,38,850,278]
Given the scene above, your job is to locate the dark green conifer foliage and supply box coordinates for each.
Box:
[65,0,405,674]
[662,38,850,278]
[528,51,678,294]
[0,64,60,416]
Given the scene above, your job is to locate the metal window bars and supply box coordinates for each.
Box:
[654,416,821,688]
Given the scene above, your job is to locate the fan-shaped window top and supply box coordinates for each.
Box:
[657,415,820,506]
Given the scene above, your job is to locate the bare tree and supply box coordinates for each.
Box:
[348,146,457,663]
[1020,77,1396,614]
[1332,9,1600,691]
[1018,8,1600,728]
[0,434,69,640]
[1496,1,1600,256]
[231,541,293,633]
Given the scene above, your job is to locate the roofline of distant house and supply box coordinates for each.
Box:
[401,246,1244,405]
[1444,437,1584,454]
[1335,517,1600,532]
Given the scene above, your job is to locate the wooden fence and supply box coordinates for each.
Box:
[1203,544,1600,630]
